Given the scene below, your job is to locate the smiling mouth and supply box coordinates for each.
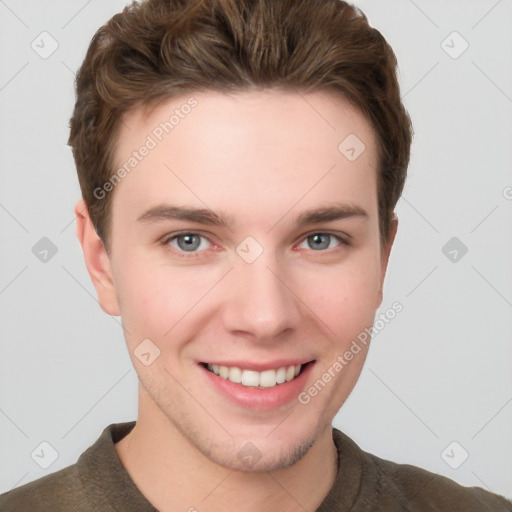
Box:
[200,361,314,389]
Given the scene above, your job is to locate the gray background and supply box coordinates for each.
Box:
[1,0,511,499]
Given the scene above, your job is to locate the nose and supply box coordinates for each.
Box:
[221,250,301,342]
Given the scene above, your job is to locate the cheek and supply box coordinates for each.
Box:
[293,253,381,338]
[114,244,381,348]
[114,259,221,342]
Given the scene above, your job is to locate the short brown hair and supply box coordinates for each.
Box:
[68,0,413,252]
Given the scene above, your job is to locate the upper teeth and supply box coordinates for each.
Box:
[206,363,302,388]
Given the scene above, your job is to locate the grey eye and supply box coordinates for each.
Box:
[175,234,203,252]
[302,233,342,251]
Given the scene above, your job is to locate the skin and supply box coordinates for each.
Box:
[75,89,398,512]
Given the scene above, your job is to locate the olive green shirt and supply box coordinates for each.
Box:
[0,421,510,511]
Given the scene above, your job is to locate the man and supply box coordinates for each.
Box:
[1,0,510,510]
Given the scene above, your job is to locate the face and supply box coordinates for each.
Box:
[81,89,396,472]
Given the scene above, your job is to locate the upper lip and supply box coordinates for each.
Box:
[200,359,315,372]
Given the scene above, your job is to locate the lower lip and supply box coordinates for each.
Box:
[198,362,315,411]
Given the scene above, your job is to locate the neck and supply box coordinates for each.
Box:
[115,390,339,512]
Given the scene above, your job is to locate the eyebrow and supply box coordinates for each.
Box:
[136,203,368,229]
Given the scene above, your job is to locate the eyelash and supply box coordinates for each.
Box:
[160,231,350,259]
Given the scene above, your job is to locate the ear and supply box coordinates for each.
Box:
[376,213,398,308]
[74,198,120,316]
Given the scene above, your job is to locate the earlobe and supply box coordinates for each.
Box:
[74,198,121,316]
[376,213,399,308]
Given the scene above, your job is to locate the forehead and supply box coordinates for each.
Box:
[110,89,379,229]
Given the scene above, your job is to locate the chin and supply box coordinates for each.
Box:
[207,416,325,473]
[204,432,319,474]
